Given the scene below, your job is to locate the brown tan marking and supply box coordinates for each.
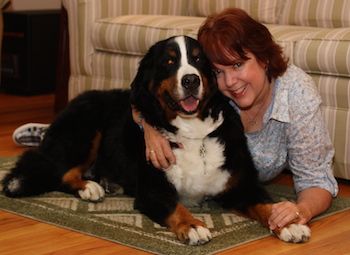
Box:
[223,175,239,193]
[246,203,272,227]
[191,46,213,115]
[168,49,177,58]
[62,167,86,190]
[165,203,206,242]
[62,132,102,191]
[247,203,300,237]
[191,47,200,58]
[157,77,178,121]
[197,75,215,120]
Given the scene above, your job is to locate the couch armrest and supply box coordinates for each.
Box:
[55,5,70,113]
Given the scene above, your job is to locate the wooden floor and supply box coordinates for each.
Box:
[1,92,350,255]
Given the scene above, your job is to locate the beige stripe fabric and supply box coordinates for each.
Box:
[266,24,322,64]
[68,75,131,100]
[313,75,349,109]
[311,74,350,179]
[91,52,142,85]
[188,0,283,24]
[92,15,202,56]
[62,0,189,77]
[63,0,81,76]
[266,25,350,77]
[294,28,350,76]
[279,0,350,28]
[320,105,350,179]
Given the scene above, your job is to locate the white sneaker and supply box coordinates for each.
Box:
[12,123,49,147]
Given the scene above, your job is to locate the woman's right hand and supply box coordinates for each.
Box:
[143,121,176,169]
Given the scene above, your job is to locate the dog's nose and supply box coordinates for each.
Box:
[182,74,200,90]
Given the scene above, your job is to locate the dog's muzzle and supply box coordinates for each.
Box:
[182,74,200,91]
[179,74,201,114]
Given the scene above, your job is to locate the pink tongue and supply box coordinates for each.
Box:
[180,97,199,112]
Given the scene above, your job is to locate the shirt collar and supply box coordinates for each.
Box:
[269,78,291,123]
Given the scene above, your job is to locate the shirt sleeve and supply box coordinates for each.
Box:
[286,76,338,197]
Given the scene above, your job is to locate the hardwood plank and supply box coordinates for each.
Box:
[0,211,148,255]
[0,92,350,255]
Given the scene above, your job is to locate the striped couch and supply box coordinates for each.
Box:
[62,0,350,180]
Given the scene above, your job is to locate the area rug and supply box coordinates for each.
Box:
[1,157,350,255]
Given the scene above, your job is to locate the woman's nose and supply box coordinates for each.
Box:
[225,71,238,88]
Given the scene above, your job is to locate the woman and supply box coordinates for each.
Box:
[134,8,338,231]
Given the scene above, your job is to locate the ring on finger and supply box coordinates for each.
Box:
[150,149,156,154]
[295,211,301,219]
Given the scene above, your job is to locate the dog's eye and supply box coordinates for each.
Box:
[167,59,175,65]
[194,57,200,63]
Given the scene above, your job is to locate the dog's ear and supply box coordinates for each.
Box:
[130,43,158,96]
[130,40,176,132]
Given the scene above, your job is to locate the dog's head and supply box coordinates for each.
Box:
[130,36,218,132]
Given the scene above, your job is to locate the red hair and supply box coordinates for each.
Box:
[198,8,288,81]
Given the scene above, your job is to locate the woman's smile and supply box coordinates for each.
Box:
[230,84,248,98]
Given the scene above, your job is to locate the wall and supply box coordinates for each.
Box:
[8,0,60,10]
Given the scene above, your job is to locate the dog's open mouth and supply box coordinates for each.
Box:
[179,96,200,114]
[163,92,201,116]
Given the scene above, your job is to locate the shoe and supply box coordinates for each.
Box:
[12,123,49,147]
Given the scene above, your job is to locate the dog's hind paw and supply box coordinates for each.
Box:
[187,226,212,245]
[2,176,22,196]
[5,177,21,193]
[78,180,105,201]
[277,223,311,243]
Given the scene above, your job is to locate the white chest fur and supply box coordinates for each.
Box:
[164,114,230,206]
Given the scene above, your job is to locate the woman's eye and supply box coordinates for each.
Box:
[213,69,222,75]
[233,62,242,69]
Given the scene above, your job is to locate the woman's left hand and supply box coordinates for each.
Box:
[268,201,311,230]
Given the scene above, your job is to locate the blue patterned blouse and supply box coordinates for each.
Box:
[231,65,338,196]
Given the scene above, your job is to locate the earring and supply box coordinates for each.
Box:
[265,62,269,74]
[265,61,269,72]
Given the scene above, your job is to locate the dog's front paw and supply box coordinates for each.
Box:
[78,180,105,201]
[175,224,212,245]
[167,204,212,245]
[277,223,311,243]
[187,226,212,245]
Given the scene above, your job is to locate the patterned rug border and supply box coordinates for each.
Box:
[0,193,270,254]
[1,157,350,255]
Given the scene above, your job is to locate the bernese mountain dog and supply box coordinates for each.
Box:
[2,36,310,245]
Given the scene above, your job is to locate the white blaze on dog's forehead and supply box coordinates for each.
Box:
[174,36,203,97]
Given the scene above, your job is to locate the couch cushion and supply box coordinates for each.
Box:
[266,25,350,77]
[92,15,204,56]
[266,24,321,64]
[188,0,283,24]
[294,28,350,77]
[279,0,350,28]
[91,51,142,87]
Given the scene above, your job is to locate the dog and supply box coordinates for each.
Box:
[2,35,310,245]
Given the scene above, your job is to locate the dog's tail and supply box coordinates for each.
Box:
[2,149,60,197]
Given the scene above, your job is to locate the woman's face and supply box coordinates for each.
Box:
[213,52,270,110]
